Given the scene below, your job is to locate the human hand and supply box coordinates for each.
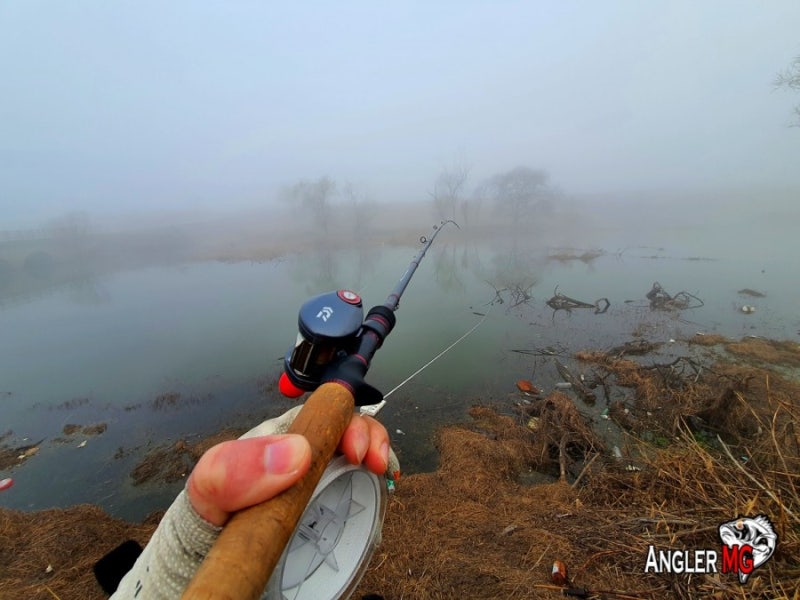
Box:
[187,413,390,526]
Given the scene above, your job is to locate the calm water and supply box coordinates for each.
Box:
[1,225,798,520]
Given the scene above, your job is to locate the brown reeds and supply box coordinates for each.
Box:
[575,398,800,599]
[569,336,800,598]
[518,393,604,481]
[355,408,582,600]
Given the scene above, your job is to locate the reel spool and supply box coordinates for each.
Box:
[263,456,387,600]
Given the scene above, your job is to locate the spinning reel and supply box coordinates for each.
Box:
[264,221,457,600]
[278,220,458,407]
[277,288,391,407]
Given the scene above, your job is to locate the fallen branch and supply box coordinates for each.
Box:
[572,452,600,488]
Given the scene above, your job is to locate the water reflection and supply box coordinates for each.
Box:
[431,243,466,293]
[2,218,798,518]
[421,226,548,310]
[66,278,111,305]
[0,214,193,309]
[288,235,383,296]
[483,240,544,312]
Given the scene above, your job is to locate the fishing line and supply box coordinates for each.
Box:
[360,305,492,417]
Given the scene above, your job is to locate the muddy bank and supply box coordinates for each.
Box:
[1,335,798,599]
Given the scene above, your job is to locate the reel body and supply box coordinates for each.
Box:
[263,456,387,600]
[284,290,364,391]
[280,222,457,404]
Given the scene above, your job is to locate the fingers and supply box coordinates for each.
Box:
[188,414,391,527]
[187,434,311,527]
[338,414,390,475]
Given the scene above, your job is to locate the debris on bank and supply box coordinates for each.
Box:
[0,438,45,469]
[554,359,596,405]
[515,379,540,395]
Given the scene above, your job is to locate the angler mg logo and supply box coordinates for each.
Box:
[718,515,778,583]
[644,514,777,584]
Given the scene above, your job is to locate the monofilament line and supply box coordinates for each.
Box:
[360,309,490,417]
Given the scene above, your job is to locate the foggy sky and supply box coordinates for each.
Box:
[1,1,799,227]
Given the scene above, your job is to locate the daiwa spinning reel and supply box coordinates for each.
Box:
[278,220,458,408]
[277,287,390,407]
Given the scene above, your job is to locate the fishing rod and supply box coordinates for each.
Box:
[184,220,458,600]
[276,219,459,404]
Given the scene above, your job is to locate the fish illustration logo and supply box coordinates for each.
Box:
[718,515,778,583]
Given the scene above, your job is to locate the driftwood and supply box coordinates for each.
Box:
[645,281,703,311]
[546,286,609,315]
[484,280,535,310]
[555,359,597,405]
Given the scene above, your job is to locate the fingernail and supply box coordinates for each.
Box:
[263,435,307,474]
[380,442,389,470]
[355,430,369,463]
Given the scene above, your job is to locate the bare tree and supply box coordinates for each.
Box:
[284,176,336,232]
[775,55,800,126]
[482,166,556,223]
[341,181,375,238]
[430,164,470,223]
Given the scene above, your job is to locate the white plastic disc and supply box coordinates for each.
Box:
[263,456,387,600]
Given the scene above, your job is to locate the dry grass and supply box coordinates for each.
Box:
[573,398,800,599]
[355,409,582,600]
[2,336,799,599]
[0,506,158,600]
[568,337,800,599]
[689,333,730,347]
[689,334,800,369]
[725,338,800,368]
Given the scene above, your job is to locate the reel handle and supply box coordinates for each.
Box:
[182,383,355,600]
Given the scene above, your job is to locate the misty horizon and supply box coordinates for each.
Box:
[2,2,799,229]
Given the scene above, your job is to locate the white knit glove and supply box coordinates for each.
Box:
[110,407,398,599]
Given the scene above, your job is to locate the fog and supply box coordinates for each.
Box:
[4,3,800,525]
[1,1,799,231]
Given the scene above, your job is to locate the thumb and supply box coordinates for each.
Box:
[188,434,312,526]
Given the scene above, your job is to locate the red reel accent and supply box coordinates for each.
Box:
[278,372,305,398]
[337,289,362,305]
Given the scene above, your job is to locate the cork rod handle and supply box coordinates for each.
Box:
[182,382,355,600]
